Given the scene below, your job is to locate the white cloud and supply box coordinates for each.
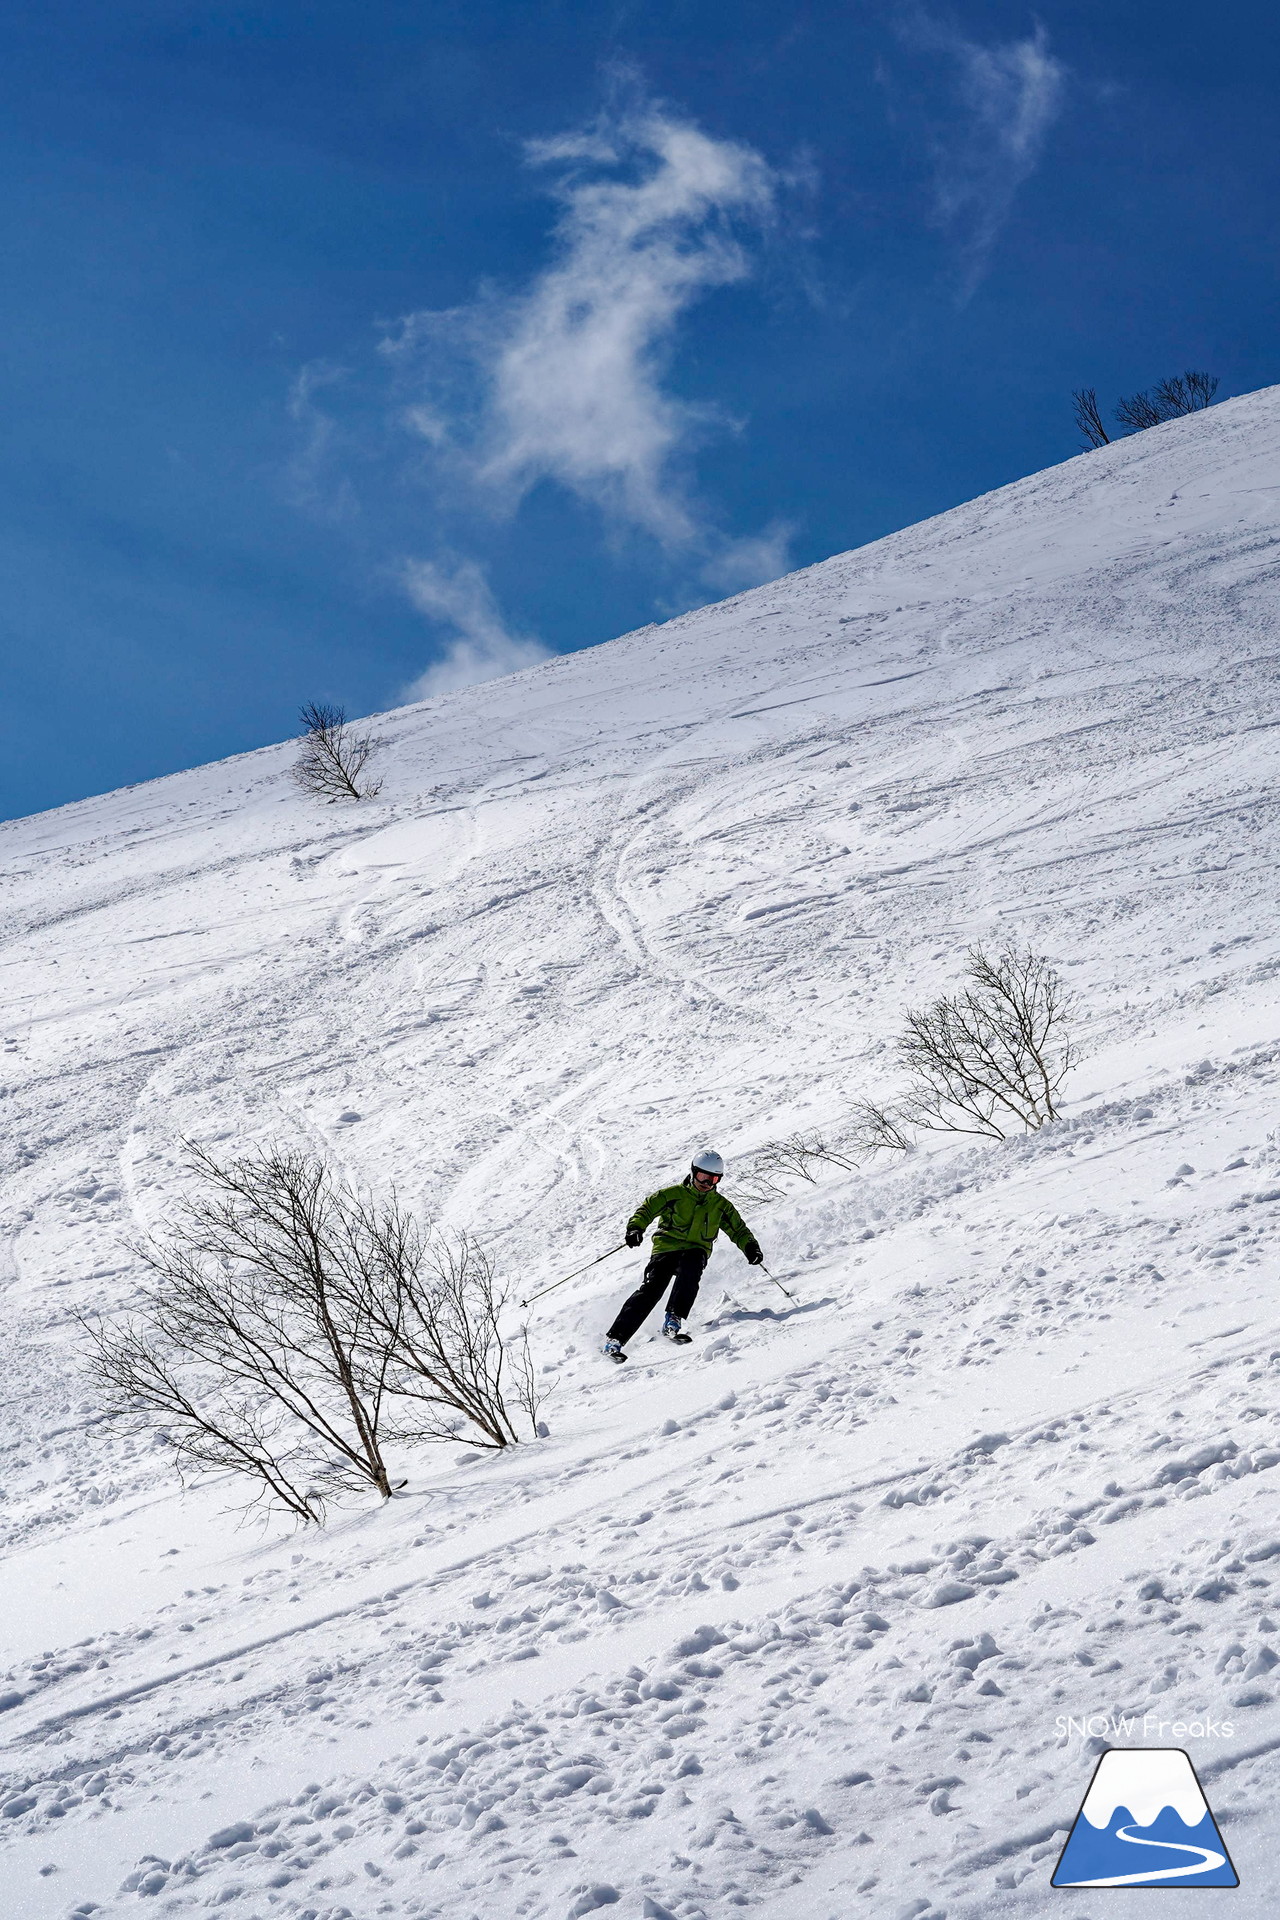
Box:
[286,361,358,520]
[909,19,1066,292]
[700,521,796,595]
[384,95,793,701]
[388,99,776,549]
[400,558,551,701]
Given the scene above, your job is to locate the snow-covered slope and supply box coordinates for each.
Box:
[4,389,1280,1919]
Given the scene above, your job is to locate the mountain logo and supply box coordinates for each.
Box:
[1052,1748,1238,1888]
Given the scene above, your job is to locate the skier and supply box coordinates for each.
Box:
[603,1149,763,1363]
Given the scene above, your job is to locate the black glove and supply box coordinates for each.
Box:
[744,1239,764,1266]
[625,1226,644,1248]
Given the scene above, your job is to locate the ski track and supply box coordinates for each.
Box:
[4,393,1280,1915]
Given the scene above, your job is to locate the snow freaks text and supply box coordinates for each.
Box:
[1056,1713,1235,1742]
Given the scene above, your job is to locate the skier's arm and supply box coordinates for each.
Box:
[625,1187,672,1244]
[719,1197,761,1260]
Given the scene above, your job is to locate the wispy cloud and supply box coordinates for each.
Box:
[400,558,551,701]
[700,521,796,595]
[906,17,1066,293]
[284,92,795,704]
[475,106,774,545]
[285,361,358,520]
[382,91,789,688]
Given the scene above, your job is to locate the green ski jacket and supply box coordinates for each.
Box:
[627,1177,756,1258]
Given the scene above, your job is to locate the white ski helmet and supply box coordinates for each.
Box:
[691,1148,725,1177]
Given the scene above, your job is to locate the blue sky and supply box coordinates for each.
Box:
[2,1,1278,819]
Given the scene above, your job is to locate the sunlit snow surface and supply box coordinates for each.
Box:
[4,391,1280,1916]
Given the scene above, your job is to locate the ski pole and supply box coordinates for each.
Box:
[519,1243,629,1309]
[758,1265,797,1303]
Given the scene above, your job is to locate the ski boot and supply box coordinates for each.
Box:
[603,1338,627,1364]
[663,1313,692,1345]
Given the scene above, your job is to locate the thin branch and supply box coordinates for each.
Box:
[732,1130,862,1205]
[1072,387,1110,450]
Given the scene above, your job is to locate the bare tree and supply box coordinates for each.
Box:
[81,1145,540,1522]
[733,1130,860,1206]
[1072,387,1111,450]
[82,1318,329,1523]
[370,1227,542,1450]
[1114,369,1219,434]
[891,944,1074,1141]
[82,1146,400,1521]
[1076,370,1219,449]
[844,1099,915,1159]
[292,701,383,801]
[1112,387,1166,433]
[1152,370,1218,415]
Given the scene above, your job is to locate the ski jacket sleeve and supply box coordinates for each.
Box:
[627,1187,677,1238]
[716,1195,755,1253]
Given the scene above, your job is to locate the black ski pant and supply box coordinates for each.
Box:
[608,1247,708,1346]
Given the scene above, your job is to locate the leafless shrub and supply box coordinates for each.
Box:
[292,701,383,801]
[83,1320,329,1523]
[365,1225,541,1449]
[81,1145,538,1523]
[733,1130,860,1205]
[1114,369,1219,434]
[844,1099,915,1158]
[1112,387,1166,433]
[1155,370,1218,414]
[889,944,1074,1141]
[1076,370,1219,449]
[1072,387,1111,450]
[80,1147,395,1521]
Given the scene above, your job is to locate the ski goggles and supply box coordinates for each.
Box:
[692,1168,722,1183]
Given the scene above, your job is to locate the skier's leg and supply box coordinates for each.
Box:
[607,1251,680,1345]
[666,1250,708,1322]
